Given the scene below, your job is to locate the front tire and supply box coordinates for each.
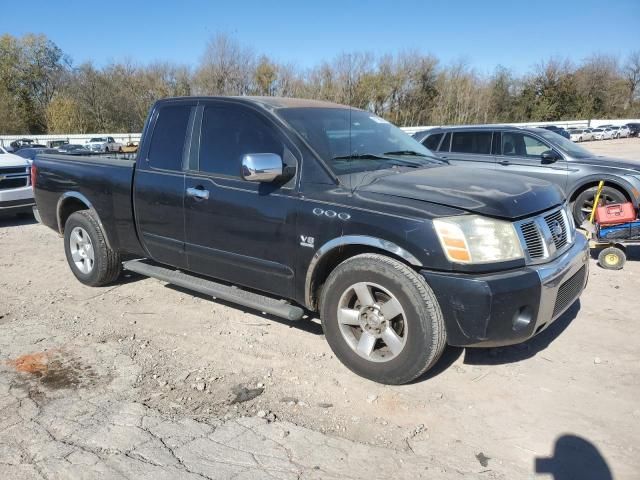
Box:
[320,254,446,385]
[64,210,121,286]
[572,185,627,225]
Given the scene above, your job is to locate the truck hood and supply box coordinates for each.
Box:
[0,153,29,168]
[357,165,564,219]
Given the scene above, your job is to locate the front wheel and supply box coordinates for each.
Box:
[572,185,627,225]
[320,254,446,385]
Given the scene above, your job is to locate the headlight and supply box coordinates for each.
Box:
[433,215,523,264]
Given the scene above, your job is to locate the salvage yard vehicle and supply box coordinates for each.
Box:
[32,97,589,384]
[413,125,640,224]
[85,136,123,152]
[0,147,34,216]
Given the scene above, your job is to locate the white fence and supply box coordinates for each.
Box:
[401,118,640,136]
[0,133,142,148]
[1,118,639,147]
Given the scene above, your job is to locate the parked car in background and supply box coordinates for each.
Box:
[9,138,45,151]
[591,128,605,140]
[48,140,69,148]
[15,148,59,162]
[625,123,640,137]
[57,144,92,155]
[601,127,615,140]
[85,136,123,153]
[539,125,571,139]
[569,129,590,142]
[121,141,138,153]
[0,146,34,217]
[413,125,640,224]
[612,125,631,138]
[32,96,589,385]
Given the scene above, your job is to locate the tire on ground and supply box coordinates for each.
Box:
[319,253,446,385]
[63,210,122,286]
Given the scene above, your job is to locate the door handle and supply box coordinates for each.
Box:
[498,160,511,166]
[186,186,209,200]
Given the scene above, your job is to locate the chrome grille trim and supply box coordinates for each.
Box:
[515,206,573,265]
[0,166,30,191]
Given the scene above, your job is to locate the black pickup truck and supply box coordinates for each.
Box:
[33,97,589,384]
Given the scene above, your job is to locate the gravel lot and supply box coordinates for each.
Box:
[1,137,639,479]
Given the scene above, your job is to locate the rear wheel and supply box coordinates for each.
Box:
[572,185,627,225]
[320,253,446,385]
[64,210,121,286]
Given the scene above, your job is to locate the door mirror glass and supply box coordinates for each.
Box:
[241,153,283,182]
[540,150,559,163]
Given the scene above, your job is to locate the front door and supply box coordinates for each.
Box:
[495,131,568,190]
[183,102,298,298]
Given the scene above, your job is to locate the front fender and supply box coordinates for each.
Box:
[304,235,423,309]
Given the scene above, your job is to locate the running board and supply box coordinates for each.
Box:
[123,259,304,321]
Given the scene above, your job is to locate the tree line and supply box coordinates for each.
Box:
[1,32,639,135]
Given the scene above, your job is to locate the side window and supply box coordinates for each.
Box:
[438,132,451,152]
[148,105,192,171]
[502,132,549,158]
[108,137,114,143]
[199,106,284,178]
[423,133,443,151]
[450,131,492,155]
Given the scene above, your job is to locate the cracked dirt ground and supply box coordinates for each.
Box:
[1,138,640,480]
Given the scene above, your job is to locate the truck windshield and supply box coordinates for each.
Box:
[277,108,440,174]
[537,130,594,159]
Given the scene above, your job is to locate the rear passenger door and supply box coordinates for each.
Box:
[438,130,495,170]
[495,130,567,190]
[134,101,196,269]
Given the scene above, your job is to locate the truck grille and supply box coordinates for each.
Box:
[515,206,573,264]
[0,166,29,191]
[519,221,545,259]
[544,210,568,250]
[553,265,587,318]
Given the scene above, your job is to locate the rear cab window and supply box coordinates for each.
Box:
[147,105,193,171]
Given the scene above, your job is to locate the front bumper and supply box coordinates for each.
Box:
[422,233,589,347]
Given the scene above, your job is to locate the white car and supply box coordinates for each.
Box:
[0,147,34,217]
[570,129,591,142]
[612,126,630,138]
[85,136,123,153]
[590,128,604,140]
[601,128,615,140]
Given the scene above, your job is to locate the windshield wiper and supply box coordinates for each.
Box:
[331,153,388,161]
[382,150,430,157]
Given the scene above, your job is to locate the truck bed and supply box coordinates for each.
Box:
[34,154,143,255]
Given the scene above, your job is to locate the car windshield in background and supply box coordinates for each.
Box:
[89,138,106,142]
[277,108,439,175]
[537,130,594,158]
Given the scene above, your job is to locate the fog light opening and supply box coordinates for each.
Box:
[512,306,533,331]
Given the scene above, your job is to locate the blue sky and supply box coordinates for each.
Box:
[7,0,640,74]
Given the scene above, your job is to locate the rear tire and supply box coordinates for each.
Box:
[64,210,121,286]
[572,185,627,225]
[319,253,446,385]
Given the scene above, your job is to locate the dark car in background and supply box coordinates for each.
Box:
[626,123,640,137]
[57,144,92,155]
[15,148,59,162]
[539,125,571,139]
[413,126,640,224]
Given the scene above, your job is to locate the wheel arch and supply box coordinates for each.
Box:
[56,192,113,250]
[568,177,634,205]
[304,235,423,310]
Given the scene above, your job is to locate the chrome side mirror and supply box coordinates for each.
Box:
[241,153,283,182]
